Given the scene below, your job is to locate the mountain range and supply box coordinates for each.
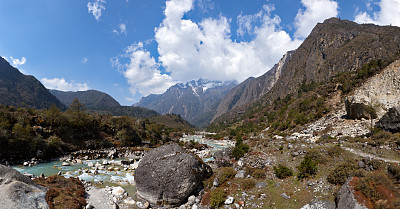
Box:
[135,79,237,127]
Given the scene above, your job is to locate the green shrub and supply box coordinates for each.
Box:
[241,179,256,190]
[232,138,249,160]
[297,156,318,179]
[217,167,236,185]
[273,164,293,179]
[327,161,357,185]
[210,188,226,209]
[252,169,266,179]
[327,145,343,157]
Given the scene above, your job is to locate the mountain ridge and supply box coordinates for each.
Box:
[0,57,65,110]
[135,79,237,127]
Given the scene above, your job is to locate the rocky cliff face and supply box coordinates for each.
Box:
[347,60,400,119]
[135,79,237,127]
[266,18,400,103]
[0,57,65,110]
[212,18,400,124]
[212,51,294,121]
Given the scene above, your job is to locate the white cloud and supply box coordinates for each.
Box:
[113,42,176,97]
[154,1,302,83]
[113,24,127,35]
[81,57,88,64]
[355,0,400,27]
[41,78,90,91]
[10,56,27,67]
[87,0,106,21]
[294,0,339,39]
[120,24,127,34]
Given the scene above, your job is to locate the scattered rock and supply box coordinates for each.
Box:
[224,196,234,205]
[213,178,219,187]
[300,200,335,209]
[281,193,290,199]
[256,182,267,188]
[135,143,212,207]
[61,162,70,166]
[235,170,246,178]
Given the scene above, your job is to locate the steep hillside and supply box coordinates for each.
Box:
[0,57,65,110]
[212,51,294,121]
[135,79,237,127]
[50,90,121,109]
[210,18,400,132]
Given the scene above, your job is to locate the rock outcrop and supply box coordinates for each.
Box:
[0,165,48,209]
[378,106,400,132]
[336,177,367,209]
[134,143,212,207]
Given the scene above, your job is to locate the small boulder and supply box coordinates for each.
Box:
[135,143,212,208]
[224,196,234,205]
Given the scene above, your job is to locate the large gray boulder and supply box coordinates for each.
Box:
[345,96,376,120]
[377,106,400,132]
[0,165,49,209]
[336,177,367,209]
[135,143,212,208]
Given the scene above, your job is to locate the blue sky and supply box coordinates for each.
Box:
[0,0,399,105]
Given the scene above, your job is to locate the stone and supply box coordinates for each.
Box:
[378,107,400,132]
[235,170,246,178]
[86,202,94,209]
[255,182,267,188]
[124,197,136,205]
[281,193,290,199]
[112,186,125,196]
[225,196,234,205]
[345,96,375,120]
[188,195,196,205]
[135,143,212,208]
[0,165,49,209]
[213,178,219,187]
[192,204,199,209]
[39,173,45,178]
[23,162,29,166]
[300,200,335,209]
[87,162,94,167]
[61,162,70,166]
[358,161,365,168]
[336,177,368,209]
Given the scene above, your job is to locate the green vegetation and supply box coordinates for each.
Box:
[210,187,227,209]
[297,156,318,180]
[0,102,193,162]
[252,169,266,179]
[241,179,256,190]
[232,138,249,160]
[327,161,358,185]
[273,164,294,179]
[34,176,86,209]
[217,167,237,185]
[355,171,400,209]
